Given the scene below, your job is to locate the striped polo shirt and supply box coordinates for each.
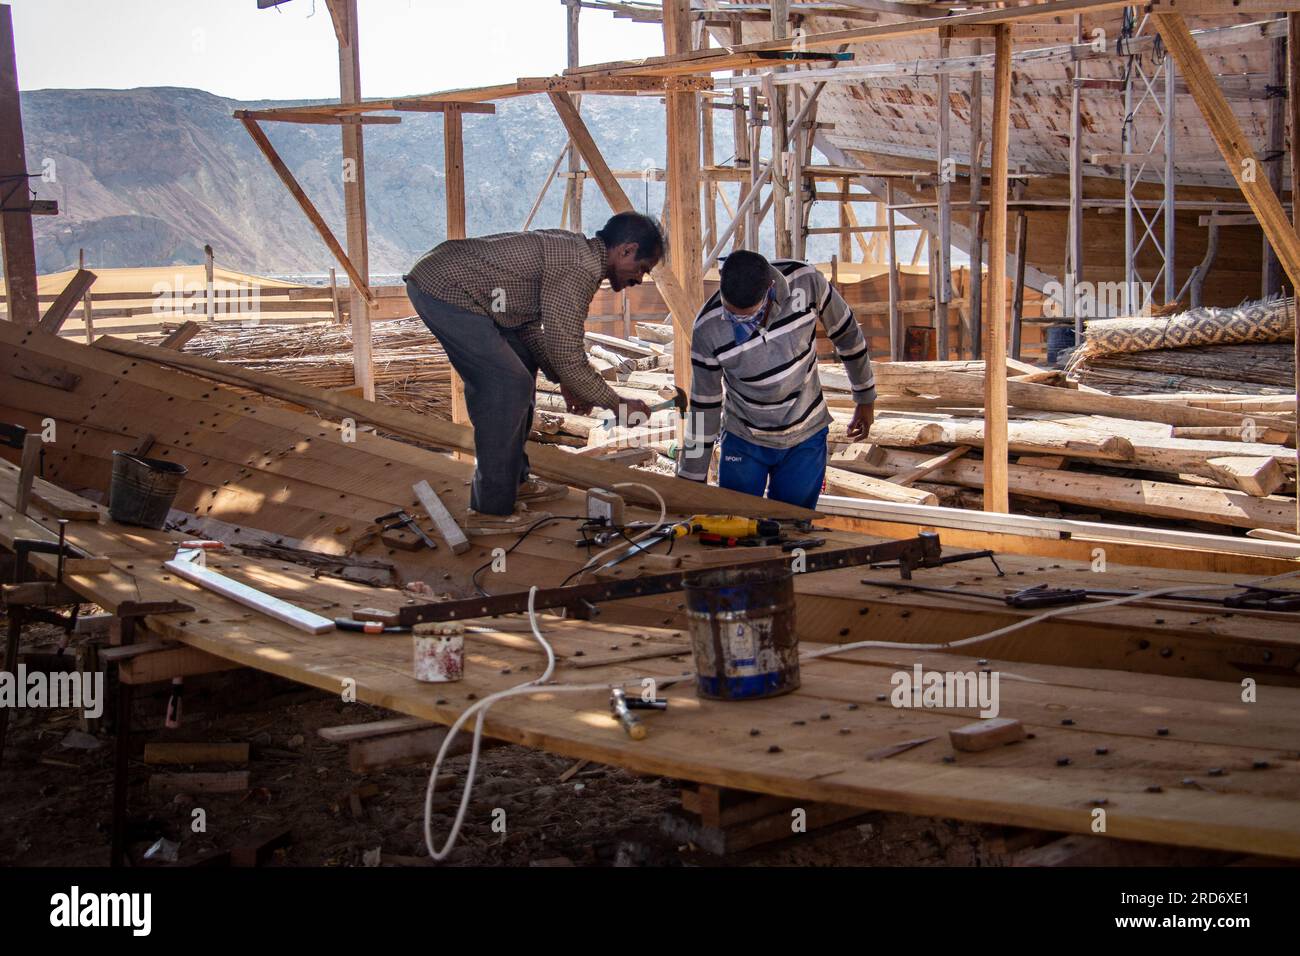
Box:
[676,259,876,482]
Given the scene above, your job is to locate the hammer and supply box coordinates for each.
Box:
[648,386,688,417]
[610,688,647,740]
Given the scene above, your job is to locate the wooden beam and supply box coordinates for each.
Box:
[886,180,901,360]
[1293,12,1300,534]
[0,5,37,326]
[664,0,703,397]
[239,118,375,307]
[1154,12,1300,295]
[329,0,375,402]
[547,92,697,343]
[160,321,200,350]
[567,0,1136,79]
[37,269,96,334]
[231,109,402,125]
[983,23,1012,514]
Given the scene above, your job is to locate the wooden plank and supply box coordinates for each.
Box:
[14,433,40,516]
[822,466,939,506]
[162,556,336,634]
[120,647,240,684]
[893,445,972,487]
[949,717,1026,753]
[412,479,471,554]
[160,321,200,350]
[37,269,96,334]
[143,742,249,765]
[983,23,1012,514]
[317,716,433,743]
[348,725,484,772]
[84,332,811,518]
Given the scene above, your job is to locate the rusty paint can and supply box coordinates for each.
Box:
[412,621,464,682]
[684,564,800,701]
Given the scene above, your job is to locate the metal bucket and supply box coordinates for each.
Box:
[109,451,187,529]
[684,563,800,701]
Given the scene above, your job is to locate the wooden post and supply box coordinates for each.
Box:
[838,177,852,263]
[1011,186,1028,361]
[983,24,1012,515]
[1265,17,1287,299]
[968,41,984,361]
[935,36,952,361]
[329,266,341,324]
[1290,12,1300,534]
[731,22,750,252]
[886,180,902,362]
[747,86,762,251]
[0,5,37,327]
[444,103,468,430]
[790,84,806,261]
[769,2,791,260]
[564,0,583,234]
[699,29,717,256]
[1068,15,1084,342]
[663,0,703,398]
[203,243,215,321]
[79,248,94,343]
[328,0,374,401]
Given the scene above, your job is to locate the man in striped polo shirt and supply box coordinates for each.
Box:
[676,250,875,509]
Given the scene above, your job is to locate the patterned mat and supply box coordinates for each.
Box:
[1067,297,1296,372]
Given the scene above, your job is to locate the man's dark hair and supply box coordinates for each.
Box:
[595,212,665,260]
[720,250,772,309]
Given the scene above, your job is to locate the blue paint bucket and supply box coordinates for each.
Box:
[684,564,800,701]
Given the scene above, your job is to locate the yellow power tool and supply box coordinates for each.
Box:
[668,514,782,540]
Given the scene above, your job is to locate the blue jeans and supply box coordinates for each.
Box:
[718,427,828,510]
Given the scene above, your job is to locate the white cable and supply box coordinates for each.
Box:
[423,585,667,862]
[799,584,1229,661]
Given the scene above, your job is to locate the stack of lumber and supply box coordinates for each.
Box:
[820,360,1298,535]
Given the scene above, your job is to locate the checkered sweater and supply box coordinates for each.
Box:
[677,260,876,482]
[407,230,621,409]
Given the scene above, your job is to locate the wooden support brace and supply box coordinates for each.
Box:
[38,269,96,334]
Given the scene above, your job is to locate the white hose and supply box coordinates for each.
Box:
[423,585,668,862]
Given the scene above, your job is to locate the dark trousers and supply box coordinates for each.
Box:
[405,279,535,515]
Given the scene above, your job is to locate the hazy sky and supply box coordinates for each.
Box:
[11,0,666,100]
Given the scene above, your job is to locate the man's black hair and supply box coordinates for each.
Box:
[595,212,665,260]
[719,250,772,309]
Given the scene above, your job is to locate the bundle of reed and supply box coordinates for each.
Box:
[140,318,454,419]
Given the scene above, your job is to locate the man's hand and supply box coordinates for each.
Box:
[617,397,652,428]
[846,403,874,442]
[560,384,593,416]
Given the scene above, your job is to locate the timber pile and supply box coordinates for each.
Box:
[821,360,1298,534]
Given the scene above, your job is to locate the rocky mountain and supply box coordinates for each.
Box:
[20,86,683,277]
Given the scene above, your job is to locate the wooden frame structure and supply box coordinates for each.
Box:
[232,0,1300,527]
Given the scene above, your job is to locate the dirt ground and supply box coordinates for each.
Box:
[1,611,1015,868]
